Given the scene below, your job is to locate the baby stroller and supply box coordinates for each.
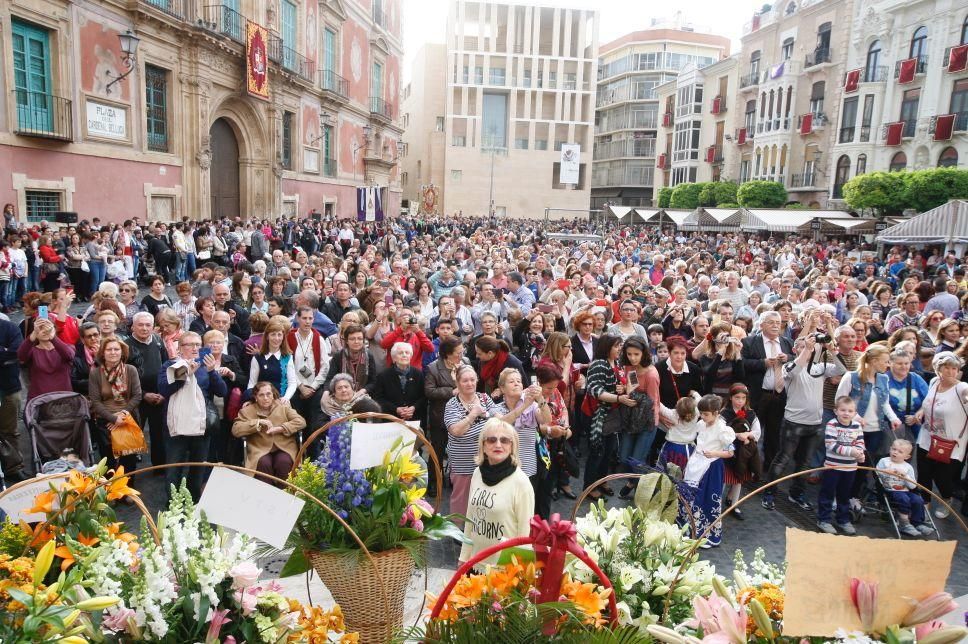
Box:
[870,466,940,540]
[25,392,93,472]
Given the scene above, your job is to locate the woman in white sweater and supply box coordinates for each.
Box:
[459,418,535,569]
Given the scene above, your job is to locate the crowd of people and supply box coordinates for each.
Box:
[1,207,967,559]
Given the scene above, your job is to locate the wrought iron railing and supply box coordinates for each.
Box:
[805,47,831,68]
[12,89,73,141]
[319,69,348,98]
[369,96,393,120]
[201,5,245,43]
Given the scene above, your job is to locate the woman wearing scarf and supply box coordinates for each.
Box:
[458,418,534,569]
[320,373,380,423]
[232,381,306,484]
[475,335,527,398]
[512,312,548,376]
[583,334,634,501]
[89,338,143,472]
[494,368,551,515]
[323,324,377,391]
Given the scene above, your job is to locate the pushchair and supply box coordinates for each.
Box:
[870,466,940,539]
[25,392,93,472]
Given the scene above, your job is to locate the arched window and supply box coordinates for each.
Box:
[833,155,851,198]
[781,37,794,60]
[910,26,928,60]
[856,154,867,176]
[889,151,907,172]
[786,2,796,15]
[865,41,881,82]
[939,146,959,167]
[817,22,832,53]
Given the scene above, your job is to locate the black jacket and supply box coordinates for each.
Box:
[367,366,426,420]
[71,342,95,395]
[740,334,794,406]
[0,320,22,395]
[126,333,167,394]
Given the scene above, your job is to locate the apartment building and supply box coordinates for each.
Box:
[723,0,855,207]
[653,55,739,197]
[2,0,403,223]
[592,28,729,210]
[406,0,599,218]
[826,0,968,203]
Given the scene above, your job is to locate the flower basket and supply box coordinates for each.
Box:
[307,546,415,643]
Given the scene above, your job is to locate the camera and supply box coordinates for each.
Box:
[408,317,418,325]
[812,332,832,344]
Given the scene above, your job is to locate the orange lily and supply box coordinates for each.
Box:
[106,467,139,500]
[105,522,138,544]
[53,534,100,571]
[23,521,55,549]
[64,470,96,497]
[26,490,56,516]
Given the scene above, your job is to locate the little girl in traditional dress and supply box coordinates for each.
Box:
[682,394,735,548]
[658,394,700,471]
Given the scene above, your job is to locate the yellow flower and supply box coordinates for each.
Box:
[560,573,611,626]
[106,467,140,500]
[64,470,97,497]
[27,489,57,516]
[392,451,423,483]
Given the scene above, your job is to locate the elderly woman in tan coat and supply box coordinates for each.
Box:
[232,381,306,482]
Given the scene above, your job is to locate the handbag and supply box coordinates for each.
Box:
[197,249,212,260]
[925,383,968,463]
[42,261,60,274]
[206,397,221,431]
[225,387,243,420]
[80,260,90,273]
[110,412,148,458]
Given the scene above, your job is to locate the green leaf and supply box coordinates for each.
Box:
[5,586,33,606]
[496,547,536,565]
[279,549,312,577]
[422,521,472,543]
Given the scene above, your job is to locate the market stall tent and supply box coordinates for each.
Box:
[741,209,851,232]
[877,200,968,248]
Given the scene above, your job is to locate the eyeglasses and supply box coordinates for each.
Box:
[120,288,135,293]
[484,436,513,445]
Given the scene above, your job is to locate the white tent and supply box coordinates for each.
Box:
[878,200,968,246]
[607,205,633,221]
[662,209,694,226]
[742,209,850,232]
[688,207,742,231]
[634,208,661,223]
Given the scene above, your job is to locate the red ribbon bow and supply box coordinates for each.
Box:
[529,514,579,607]
[736,409,747,419]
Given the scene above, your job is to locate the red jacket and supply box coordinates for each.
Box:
[38,245,62,264]
[379,327,434,368]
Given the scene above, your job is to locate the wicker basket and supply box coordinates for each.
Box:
[308,547,415,643]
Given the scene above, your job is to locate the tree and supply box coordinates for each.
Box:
[657,187,673,208]
[901,168,968,213]
[736,181,787,208]
[699,181,739,207]
[841,171,909,215]
[784,202,807,209]
[670,183,704,209]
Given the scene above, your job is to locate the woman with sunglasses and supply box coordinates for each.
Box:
[458,418,534,570]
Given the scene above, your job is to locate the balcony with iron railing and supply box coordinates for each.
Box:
[267,36,314,81]
[592,138,656,160]
[369,96,394,123]
[839,126,855,143]
[901,118,917,138]
[323,157,336,177]
[739,71,760,90]
[319,69,348,101]
[789,172,817,189]
[709,145,724,163]
[139,0,186,20]
[861,65,889,83]
[201,4,245,43]
[592,162,655,188]
[12,89,73,141]
[805,47,832,69]
[894,55,928,78]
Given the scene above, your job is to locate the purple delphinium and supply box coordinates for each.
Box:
[315,422,372,520]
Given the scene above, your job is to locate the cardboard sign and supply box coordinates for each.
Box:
[0,476,62,523]
[782,528,955,636]
[198,467,304,549]
[349,421,418,470]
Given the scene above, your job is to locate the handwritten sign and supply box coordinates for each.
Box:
[86,100,127,140]
[782,528,955,636]
[349,421,418,470]
[0,476,62,523]
[198,467,304,549]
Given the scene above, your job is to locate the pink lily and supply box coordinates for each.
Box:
[915,620,946,639]
[714,600,749,644]
[902,592,958,626]
[691,595,727,634]
[849,578,878,631]
[205,608,231,644]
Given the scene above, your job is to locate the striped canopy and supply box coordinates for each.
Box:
[878,200,968,244]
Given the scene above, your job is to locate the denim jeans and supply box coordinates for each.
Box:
[817,469,855,524]
[164,431,211,502]
[765,419,823,499]
[584,434,618,491]
[185,253,197,279]
[10,277,24,308]
[618,430,657,469]
[89,261,106,291]
[27,266,39,292]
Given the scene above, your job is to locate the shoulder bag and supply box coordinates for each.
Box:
[925,383,968,463]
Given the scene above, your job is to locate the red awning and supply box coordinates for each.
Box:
[800,113,813,135]
[844,69,860,93]
[949,44,968,73]
[898,58,917,84]
[885,121,904,145]
[934,114,955,141]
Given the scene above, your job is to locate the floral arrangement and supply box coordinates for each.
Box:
[569,501,716,632]
[0,539,120,643]
[281,427,467,575]
[644,549,967,644]
[399,557,643,643]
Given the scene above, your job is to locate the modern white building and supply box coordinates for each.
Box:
[403,0,599,218]
[826,0,968,203]
[591,27,729,210]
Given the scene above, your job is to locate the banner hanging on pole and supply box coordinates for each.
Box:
[245,22,270,101]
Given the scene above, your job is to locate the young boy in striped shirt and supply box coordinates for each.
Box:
[817,396,865,535]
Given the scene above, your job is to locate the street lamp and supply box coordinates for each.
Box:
[105,30,141,95]
[352,125,373,181]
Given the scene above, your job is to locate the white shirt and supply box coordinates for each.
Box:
[247,350,299,401]
[292,330,329,389]
[761,337,782,391]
